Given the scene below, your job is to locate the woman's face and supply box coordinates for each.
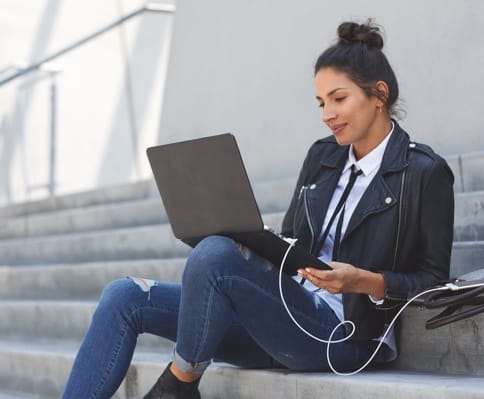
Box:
[314,67,382,151]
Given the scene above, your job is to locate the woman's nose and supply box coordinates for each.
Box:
[322,105,335,124]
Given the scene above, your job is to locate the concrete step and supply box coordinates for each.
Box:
[0,190,291,241]
[1,340,483,399]
[0,300,97,343]
[0,340,166,399]
[394,307,484,376]
[448,150,484,193]
[0,258,185,300]
[0,180,294,240]
[0,211,287,266]
[0,300,173,351]
[0,224,188,266]
[0,392,43,399]
[0,177,294,226]
[0,180,156,220]
[0,197,167,240]
[450,241,484,277]
[454,190,484,241]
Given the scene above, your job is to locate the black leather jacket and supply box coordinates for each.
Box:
[281,121,454,340]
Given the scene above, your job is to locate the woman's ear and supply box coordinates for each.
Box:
[374,80,389,108]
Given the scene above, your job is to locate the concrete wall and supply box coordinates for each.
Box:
[159,0,484,182]
[0,0,173,205]
[2,0,484,206]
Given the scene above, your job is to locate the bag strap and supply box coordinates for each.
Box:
[424,285,484,309]
[421,269,484,329]
[426,303,484,329]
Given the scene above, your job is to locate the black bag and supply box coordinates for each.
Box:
[423,269,484,329]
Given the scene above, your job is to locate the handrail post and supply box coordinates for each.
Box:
[48,74,57,197]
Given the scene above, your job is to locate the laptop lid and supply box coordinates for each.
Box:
[146,133,264,245]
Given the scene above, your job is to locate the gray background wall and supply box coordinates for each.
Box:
[159,0,484,182]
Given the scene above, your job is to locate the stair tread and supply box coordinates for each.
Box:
[0,211,286,243]
[0,339,483,399]
[1,187,484,241]
[0,392,43,399]
[0,177,295,219]
[1,338,483,382]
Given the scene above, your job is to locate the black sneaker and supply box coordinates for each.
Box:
[143,363,201,399]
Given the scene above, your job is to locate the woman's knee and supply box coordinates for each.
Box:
[183,235,240,280]
[97,278,140,315]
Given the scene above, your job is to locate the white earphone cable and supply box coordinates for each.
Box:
[278,239,457,376]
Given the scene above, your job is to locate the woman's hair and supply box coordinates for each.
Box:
[314,20,400,116]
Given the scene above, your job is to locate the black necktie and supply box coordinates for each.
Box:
[313,165,363,259]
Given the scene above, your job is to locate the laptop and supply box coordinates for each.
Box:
[146,133,331,275]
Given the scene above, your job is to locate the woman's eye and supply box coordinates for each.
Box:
[318,103,325,108]
[335,97,347,102]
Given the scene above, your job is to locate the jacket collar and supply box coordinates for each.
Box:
[318,119,409,173]
[343,120,410,240]
[319,143,348,169]
[379,120,409,174]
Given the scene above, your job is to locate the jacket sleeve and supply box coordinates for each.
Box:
[380,156,455,301]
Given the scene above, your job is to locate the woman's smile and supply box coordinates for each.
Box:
[330,123,347,136]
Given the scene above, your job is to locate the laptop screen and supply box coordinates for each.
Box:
[147,133,264,244]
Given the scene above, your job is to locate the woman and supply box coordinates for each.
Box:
[62,20,454,398]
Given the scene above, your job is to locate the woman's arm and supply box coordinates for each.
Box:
[379,156,454,300]
[298,262,386,299]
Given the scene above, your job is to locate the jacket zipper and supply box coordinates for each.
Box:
[298,184,306,200]
[385,170,407,302]
[391,170,406,273]
[292,186,306,234]
[303,185,315,253]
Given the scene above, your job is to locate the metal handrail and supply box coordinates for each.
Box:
[16,65,61,198]
[1,2,174,201]
[0,64,23,76]
[0,2,175,87]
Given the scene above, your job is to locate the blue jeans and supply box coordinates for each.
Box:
[62,236,378,398]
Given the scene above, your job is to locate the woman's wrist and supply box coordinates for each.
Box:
[355,268,385,300]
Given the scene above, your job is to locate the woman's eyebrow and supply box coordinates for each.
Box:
[316,87,347,101]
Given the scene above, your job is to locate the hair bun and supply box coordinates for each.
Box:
[337,20,384,50]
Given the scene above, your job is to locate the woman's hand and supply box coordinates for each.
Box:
[297,262,385,299]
